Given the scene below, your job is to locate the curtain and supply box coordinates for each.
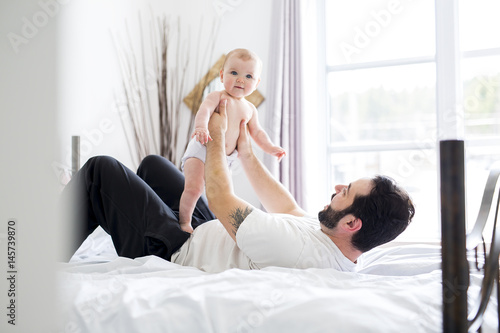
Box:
[265,0,304,207]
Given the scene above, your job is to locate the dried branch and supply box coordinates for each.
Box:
[113,12,220,169]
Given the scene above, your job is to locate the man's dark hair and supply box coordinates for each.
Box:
[350,175,415,252]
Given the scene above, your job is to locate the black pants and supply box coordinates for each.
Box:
[62,155,215,261]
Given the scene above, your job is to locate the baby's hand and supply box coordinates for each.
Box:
[269,146,286,162]
[192,128,212,145]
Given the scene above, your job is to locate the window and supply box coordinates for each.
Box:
[318,0,500,241]
[459,0,500,240]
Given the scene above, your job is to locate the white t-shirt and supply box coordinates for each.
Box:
[171,209,359,273]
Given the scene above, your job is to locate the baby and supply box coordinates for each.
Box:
[179,48,286,233]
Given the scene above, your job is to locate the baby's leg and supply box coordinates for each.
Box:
[179,158,205,233]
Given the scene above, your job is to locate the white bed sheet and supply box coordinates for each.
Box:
[57,227,499,333]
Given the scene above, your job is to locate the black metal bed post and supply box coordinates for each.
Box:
[440,140,469,333]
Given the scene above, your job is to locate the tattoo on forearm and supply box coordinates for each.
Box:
[229,207,253,235]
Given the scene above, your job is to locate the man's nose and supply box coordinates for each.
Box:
[334,184,346,193]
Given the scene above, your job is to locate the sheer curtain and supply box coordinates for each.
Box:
[265,0,304,207]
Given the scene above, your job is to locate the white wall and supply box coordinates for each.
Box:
[57,0,274,206]
[0,2,274,331]
[0,1,60,331]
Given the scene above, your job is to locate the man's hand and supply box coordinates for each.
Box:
[236,120,253,160]
[208,99,228,136]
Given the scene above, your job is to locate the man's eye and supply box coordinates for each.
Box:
[231,71,237,75]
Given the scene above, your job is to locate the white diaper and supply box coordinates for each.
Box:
[181,138,238,171]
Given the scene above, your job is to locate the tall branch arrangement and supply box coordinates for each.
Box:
[113,12,219,168]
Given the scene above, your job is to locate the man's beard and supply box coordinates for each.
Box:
[318,198,353,230]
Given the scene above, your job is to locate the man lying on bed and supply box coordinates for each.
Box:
[63,99,415,273]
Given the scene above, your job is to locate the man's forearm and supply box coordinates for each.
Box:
[205,123,254,240]
[205,128,233,203]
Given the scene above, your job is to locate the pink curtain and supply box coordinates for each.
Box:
[264,0,304,207]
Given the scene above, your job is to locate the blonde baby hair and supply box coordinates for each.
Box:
[222,48,263,75]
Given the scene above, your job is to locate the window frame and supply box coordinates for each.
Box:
[318,0,500,240]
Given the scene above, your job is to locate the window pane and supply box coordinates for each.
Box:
[328,149,439,241]
[325,0,435,66]
[462,55,500,139]
[465,146,500,240]
[328,63,436,144]
[459,0,500,51]
[326,147,500,242]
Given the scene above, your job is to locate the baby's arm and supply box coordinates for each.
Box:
[192,91,221,144]
[247,106,286,162]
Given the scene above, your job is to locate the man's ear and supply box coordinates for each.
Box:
[343,215,362,233]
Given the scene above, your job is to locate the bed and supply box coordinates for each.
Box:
[56,139,499,333]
